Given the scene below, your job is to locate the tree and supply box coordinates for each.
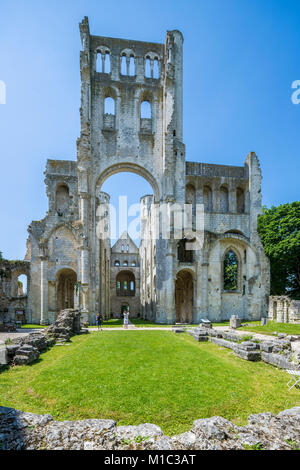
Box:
[223,250,238,291]
[258,202,300,299]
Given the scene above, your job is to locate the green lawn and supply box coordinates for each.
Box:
[90,318,174,328]
[239,321,300,336]
[1,331,299,435]
[21,324,47,329]
[91,319,231,328]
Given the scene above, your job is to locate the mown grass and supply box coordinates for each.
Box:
[90,318,174,328]
[1,331,299,435]
[21,324,47,329]
[91,319,231,328]
[239,321,300,336]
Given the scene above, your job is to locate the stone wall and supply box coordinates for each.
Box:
[187,327,300,368]
[0,260,30,324]
[1,309,85,367]
[269,296,300,323]
[1,406,299,450]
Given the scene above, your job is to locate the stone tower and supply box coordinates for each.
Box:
[77,17,186,323]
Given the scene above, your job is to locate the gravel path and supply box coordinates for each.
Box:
[0,326,275,345]
[0,329,35,346]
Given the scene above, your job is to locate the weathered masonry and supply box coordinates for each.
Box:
[4,17,270,325]
[268,296,300,324]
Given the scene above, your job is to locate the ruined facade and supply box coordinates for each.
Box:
[110,232,140,318]
[268,296,300,324]
[4,17,271,325]
[0,260,30,326]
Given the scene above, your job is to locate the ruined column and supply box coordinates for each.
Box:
[193,274,201,323]
[40,256,48,325]
[200,262,209,319]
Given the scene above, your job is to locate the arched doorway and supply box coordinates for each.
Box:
[175,270,194,323]
[56,268,77,313]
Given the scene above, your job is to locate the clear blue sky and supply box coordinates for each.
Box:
[0,0,299,259]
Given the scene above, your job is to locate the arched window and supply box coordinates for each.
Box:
[153,58,159,79]
[141,101,151,119]
[145,57,151,77]
[96,50,111,73]
[121,55,127,75]
[114,260,120,267]
[223,250,239,291]
[104,97,115,115]
[120,50,135,76]
[116,271,135,296]
[17,274,27,297]
[123,261,128,267]
[104,52,111,74]
[131,261,136,267]
[129,56,135,76]
[220,186,229,213]
[237,188,245,214]
[203,185,213,212]
[96,52,102,73]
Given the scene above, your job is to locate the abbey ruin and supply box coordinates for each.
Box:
[0,17,271,326]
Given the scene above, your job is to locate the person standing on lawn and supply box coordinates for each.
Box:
[123,308,129,329]
[96,313,103,331]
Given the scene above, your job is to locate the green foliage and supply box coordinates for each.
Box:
[121,438,131,446]
[258,202,300,299]
[0,251,7,280]
[223,251,238,291]
[285,439,299,450]
[237,335,254,344]
[243,442,264,450]
[134,435,149,443]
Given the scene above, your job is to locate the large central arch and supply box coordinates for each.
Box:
[95,162,160,202]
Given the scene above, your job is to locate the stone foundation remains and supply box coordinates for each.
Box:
[0,309,85,367]
[187,327,300,368]
[1,406,299,450]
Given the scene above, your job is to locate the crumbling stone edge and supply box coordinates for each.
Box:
[1,309,87,368]
[0,406,299,450]
[186,327,300,369]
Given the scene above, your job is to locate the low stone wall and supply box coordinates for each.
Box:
[0,309,86,367]
[187,327,300,368]
[1,406,299,450]
[209,337,261,362]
